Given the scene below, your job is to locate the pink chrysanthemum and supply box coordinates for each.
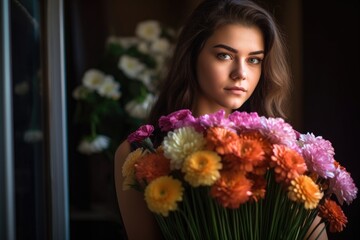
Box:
[259,116,299,151]
[198,109,233,129]
[228,111,262,131]
[127,124,154,143]
[328,165,358,205]
[298,133,336,179]
[158,109,201,132]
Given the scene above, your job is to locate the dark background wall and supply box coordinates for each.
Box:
[302,1,359,239]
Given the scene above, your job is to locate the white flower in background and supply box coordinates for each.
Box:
[72,85,92,100]
[82,69,106,91]
[125,93,156,119]
[118,55,146,79]
[138,69,156,91]
[97,75,121,100]
[137,41,149,54]
[154,55,166,71]
[14,81,29,95]
[24,129,43,143]
[107,36,139,48]
[135,20,161,41]
[77,135,110,155]
[150,38,170,54]
[73,20,176,156]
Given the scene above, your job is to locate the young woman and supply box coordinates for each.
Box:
[114,0,328,239]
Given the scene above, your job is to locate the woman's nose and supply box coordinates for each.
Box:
[230,64,247,80]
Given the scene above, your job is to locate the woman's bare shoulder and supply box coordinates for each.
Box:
[114,140,131,163]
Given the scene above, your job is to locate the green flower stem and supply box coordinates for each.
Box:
[141,138,156,152]
[206,189,220,239]
[255,201,260,240]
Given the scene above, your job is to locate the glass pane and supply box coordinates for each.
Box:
[11,0,49,239]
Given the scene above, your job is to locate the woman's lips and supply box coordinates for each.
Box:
[224,86,247,94]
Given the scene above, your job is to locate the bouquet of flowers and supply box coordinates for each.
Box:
[72,20,176,156]
[122,109,358,239]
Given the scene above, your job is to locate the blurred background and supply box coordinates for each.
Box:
[1,0,359,239]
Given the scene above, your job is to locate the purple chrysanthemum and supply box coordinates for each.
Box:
[198,109,234,129]
[228,111,262,131]
[158,109,201,132]
[328,166,358,205]
[298,133,336,179]
[259,117,298,151]
[127,124,154,143]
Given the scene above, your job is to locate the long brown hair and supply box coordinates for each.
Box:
[148,0,291,126]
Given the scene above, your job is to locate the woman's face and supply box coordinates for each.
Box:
[194,23,264,116]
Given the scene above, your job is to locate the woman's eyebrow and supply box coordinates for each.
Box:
[213,44,264,55]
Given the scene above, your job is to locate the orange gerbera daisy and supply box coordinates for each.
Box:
[205,126,239,155]
[319,199,348,233]
[288,175,323,209]
[135,151,171,185]
[210,170,252,208]
[271,144,307,184]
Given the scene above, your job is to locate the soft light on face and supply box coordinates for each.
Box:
[194,24,264,116]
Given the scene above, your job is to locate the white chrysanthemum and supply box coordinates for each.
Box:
[118,55,146,79]
[77,135,110,155]
[97,76,121,100]
[14,81,29,95]
[82,69,106,91]
[24,129,43,143]
[162,126,206,170]
[135,20,161,41]
[150,38,170,54]
[125,93,155,119]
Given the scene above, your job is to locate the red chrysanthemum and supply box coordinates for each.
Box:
[319,198,348,233]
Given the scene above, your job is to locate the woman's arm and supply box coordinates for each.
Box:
[305,216,328,240]
[114,141,163,240]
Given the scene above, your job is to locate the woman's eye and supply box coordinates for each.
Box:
[217,53,232,60]
[248,57,262,64]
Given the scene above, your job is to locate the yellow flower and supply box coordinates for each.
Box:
[122,148,146,190]
[162,126,206,170]
[288,175,324,209]
[145,176,184,216]
[182,150,222,187]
